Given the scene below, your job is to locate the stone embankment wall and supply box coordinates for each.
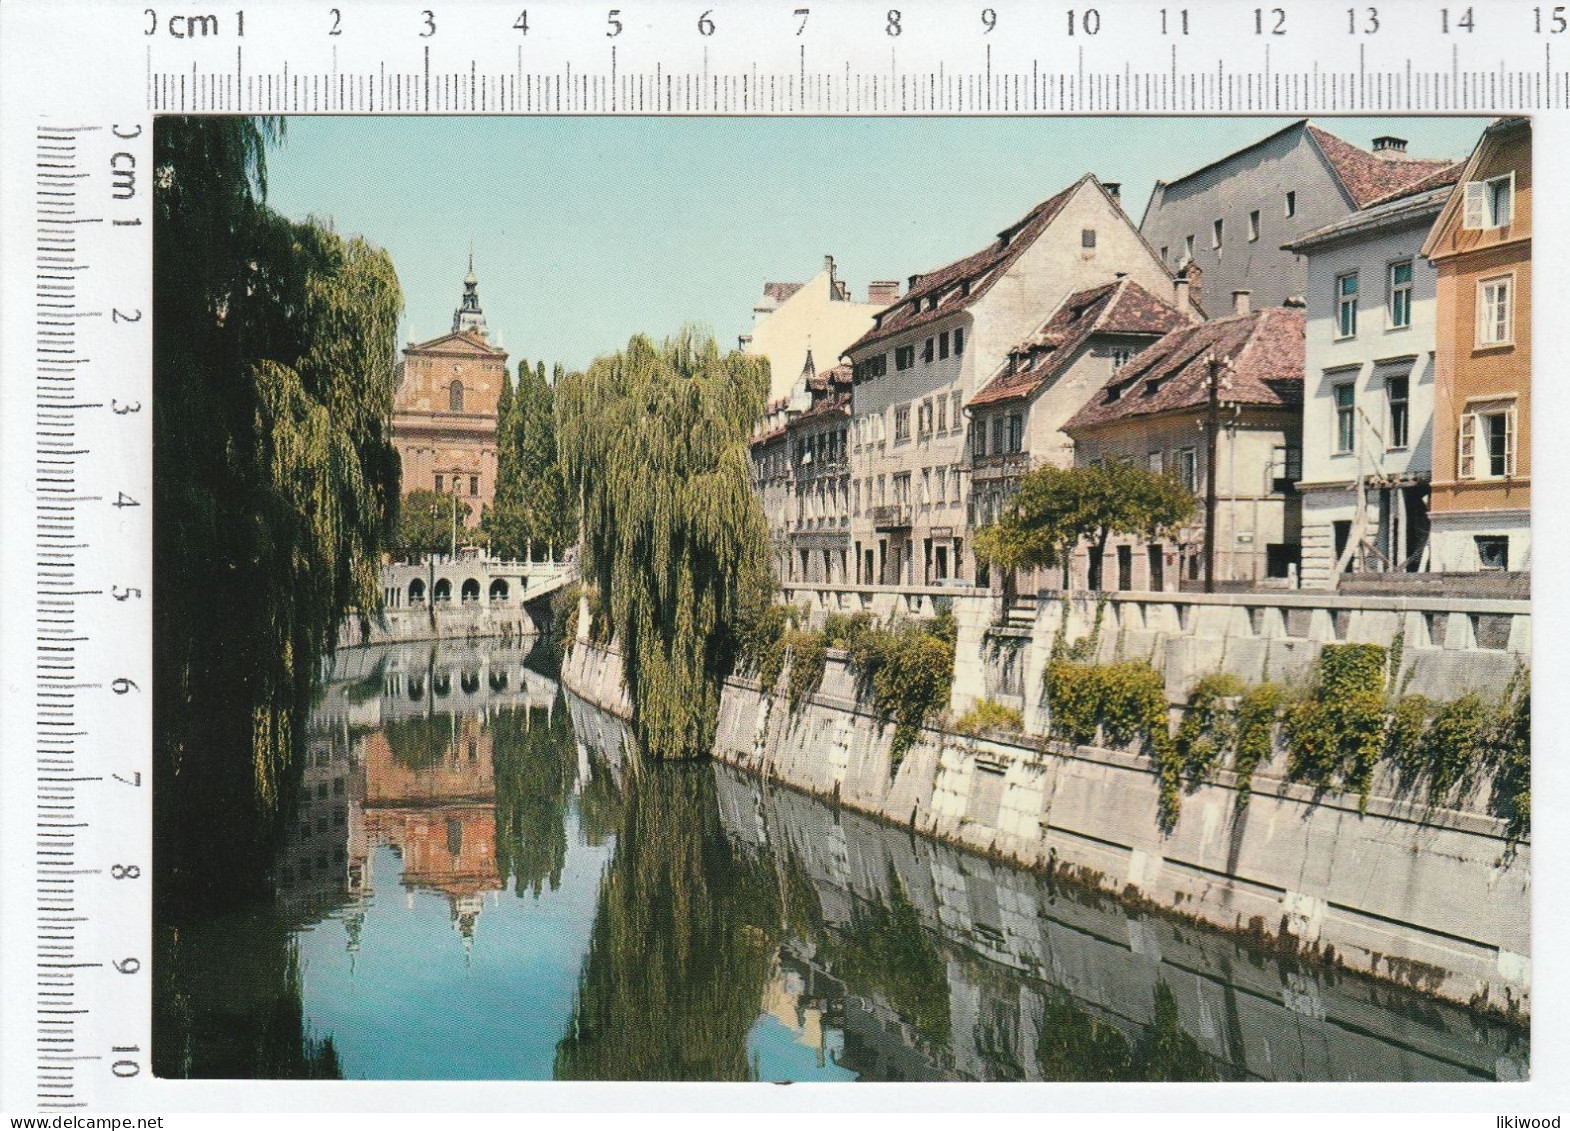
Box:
[338,603,539,649]
[559,586,1531,1017]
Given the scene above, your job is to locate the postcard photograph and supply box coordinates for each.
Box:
[148,114,1530,1084]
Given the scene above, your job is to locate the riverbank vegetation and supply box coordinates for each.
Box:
[1044,641,1530,841]
[555,330,771,760]
[154,116,404,908]
[484,358,577,559]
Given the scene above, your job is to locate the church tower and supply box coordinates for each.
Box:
[390,258,509,532]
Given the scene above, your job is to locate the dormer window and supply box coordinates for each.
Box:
[1464,173,1514,230]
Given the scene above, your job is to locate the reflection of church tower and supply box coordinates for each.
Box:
[452,251,488,338]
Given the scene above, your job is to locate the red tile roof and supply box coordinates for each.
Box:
[761,282,804,305]
[845,175,1095,356]
[969,279,1190,408]
[1359,160,1465,208]
[1305,125,1457,209]
[1065,306,1304,432]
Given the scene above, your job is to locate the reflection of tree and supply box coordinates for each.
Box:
[153,921,342,1080]
[555,764,780,1080]
[1036,980,1224,1082]
[380,713,459,770]
[817,866,951,1047]
[491,701,576,897]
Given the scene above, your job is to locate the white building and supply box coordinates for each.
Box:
[842,175,1186,587]
[1282,171,1459,587]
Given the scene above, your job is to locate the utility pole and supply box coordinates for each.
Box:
[1202,355,1229,595]
[450,491,458,557]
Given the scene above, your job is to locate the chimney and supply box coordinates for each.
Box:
[908,273,924,292]
[1103,181,1121,201]
[867,280,901,306]
[824,254,835,274]
[1372,135,1409,159]
[1173,269,1191,311]
[1232,289,1252,316]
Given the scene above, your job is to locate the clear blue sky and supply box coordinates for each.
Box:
[263,116,1490,373]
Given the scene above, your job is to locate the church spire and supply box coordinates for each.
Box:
[453,250,488,338]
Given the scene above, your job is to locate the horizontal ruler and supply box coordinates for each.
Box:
[137,0,1569,114]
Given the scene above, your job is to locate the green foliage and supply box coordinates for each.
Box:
[491,701,578,898]
[153,117,404,907]
[1232,682,1286,809]
[1173,672,1244,785]
[392,488,471,557]
[556,329,771,760]
[974,458,1196,590]
[1489,672,1531,844]
[952,699,1025,738]
[1284,644,1389,809]
[1036,981,1224,1082]
[484,358,577,559]
[845,617,958,773]
[785,630,828,712]
[1044,659,1177,828]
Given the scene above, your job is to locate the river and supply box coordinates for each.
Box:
[152,638,1527,1082]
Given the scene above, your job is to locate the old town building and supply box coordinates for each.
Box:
[1420,117,1532,576]
[1065,303,1306,591]
[1140,121,1457,311]
[391,260,508,530]
[1283,165,1462,588]
[965,277,1193,590]
[742,255,890,404]
[844,175,1183,587]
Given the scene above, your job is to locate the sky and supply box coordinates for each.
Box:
[262,116,1491,373]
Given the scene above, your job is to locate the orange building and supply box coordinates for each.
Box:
[1421,118,1531,574]
[392,260,509,529]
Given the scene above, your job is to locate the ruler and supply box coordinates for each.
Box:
[0,0,1564,1116]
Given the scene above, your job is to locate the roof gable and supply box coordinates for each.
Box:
[1421,118,1528,259]
[1065,306,1303,432]
[969,279,1189,408]
[845,175,1098,355]
[404,329,507,358]
[1305,124,1457,209]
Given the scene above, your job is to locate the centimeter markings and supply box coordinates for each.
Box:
[35,120,107,1112]
[141,8,1570,115]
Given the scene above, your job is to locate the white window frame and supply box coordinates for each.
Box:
[1332,382,1357,454]
[1387,258,1414,330]
[1335,271,1359,340]
[1248,209,1260,242]
[1212,218,1224,249]
[1476,273,1515,347]
[1463,172,1515,231]
[1458,397,1518,480]
[1385,373,1411,450]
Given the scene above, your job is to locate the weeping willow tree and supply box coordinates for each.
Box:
[556,330,770,760]
[153,117,403,910]
[485,359,576,560]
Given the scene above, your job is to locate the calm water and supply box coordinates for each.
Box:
[154,639,1527,1082]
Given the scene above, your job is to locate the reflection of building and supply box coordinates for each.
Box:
[760,952,846,1070]
[391,258,509,529]
[276,724,362,913]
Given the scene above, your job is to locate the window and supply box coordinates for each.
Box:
[435,474,444,493]
[1160,245,1169,263]
[1006,413,1024,454]
[449,380,465,412]
[894,405,911,442]
[1111,347,1131,373]
[1248,209,1260,242]
[1147,451,1164,475]
[1271,446,1302,493]
[1474,535,1509,571]
[876,475,886,506]
[852,479,861,515]
[1177,448,1197,492]
[894,472,911,505]
[1478,275,1513,346]
[923,337,935,364]
[1333,383,1356,453]
[936,394,949,433]
[951,465,962,506]
[1387,260,1413,329]
[936,467,948,504]
[895,345,915,371]
[1184,234,1195,260]
[470,475,479,496]
[951,390,963,424]
[953,328,965,355]
[1386,375,1410,449]
[1463,173,1514,230]
[939,331,950,359]
[1285,190,1296,217]
[1336,272,1359,338]
[921,468,932,507]
[1459,399,1516,478]
[1212,218,1224,249]
[972,421,987,459]
[918,399,933,436]
[1082,228,1097,248]
[991,417,1005,455]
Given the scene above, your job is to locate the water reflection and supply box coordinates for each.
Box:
[154,640,1527,1082]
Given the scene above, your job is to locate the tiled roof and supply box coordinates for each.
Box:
[761,282,804,305]
[1065,306,1304,432]
[789,390,851,427]
[1281,181,1458,252]
[804,362,853,394]
[1360,161,1466,208]
[969,280,1189,408]
[1305,125,1457,209]
[845,175,1093,355]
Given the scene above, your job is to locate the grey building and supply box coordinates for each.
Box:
[1139,121,1455,313]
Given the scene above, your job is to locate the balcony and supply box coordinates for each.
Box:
[872,504,913,531]
[967,452,1031,481]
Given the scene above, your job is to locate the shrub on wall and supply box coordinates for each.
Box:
[1284,643,1389,808]
[953,699,1025,738]
[1232,682,1286,809]
[1173,673,1244,785]
[846,614,957,774]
